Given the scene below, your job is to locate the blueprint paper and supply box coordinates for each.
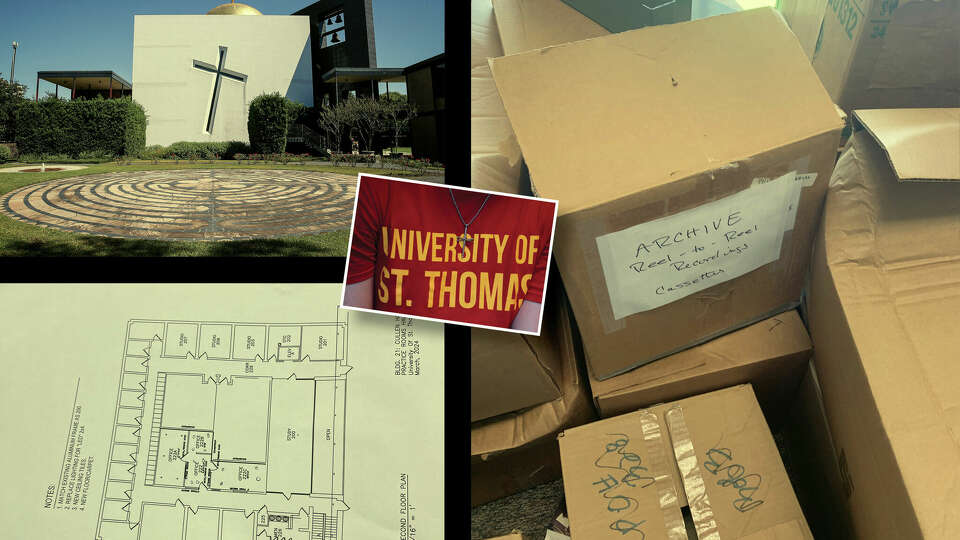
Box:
[0,283,443,540]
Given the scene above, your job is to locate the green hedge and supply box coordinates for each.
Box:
[248,93,288,154]
[14,97,146,158]
[140,140,251,160]
[0,145,11,163]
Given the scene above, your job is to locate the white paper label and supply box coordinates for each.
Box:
[596,172,799,319]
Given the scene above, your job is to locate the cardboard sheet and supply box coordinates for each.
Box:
[0,284,444,539]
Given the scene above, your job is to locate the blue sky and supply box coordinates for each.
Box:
[0,0,444,96]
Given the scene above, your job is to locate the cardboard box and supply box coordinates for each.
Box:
[471,0,524,194]
[471,287,596,505]
[472,0,608,194]
[780,361,855,540]
[471,323,563,422]
[559,385,812,539]
[807,108,960,539]
[492,0,608,56]
[541,0,692,33]
[776,0,829,60]
[779,0,960,111]
[490,8,844,380]
[590,310,811,422]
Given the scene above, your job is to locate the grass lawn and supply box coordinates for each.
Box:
[0,160,422,257]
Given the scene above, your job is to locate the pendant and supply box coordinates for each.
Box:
[457,226,473,251]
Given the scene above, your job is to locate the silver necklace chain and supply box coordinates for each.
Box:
[449,188,491,247]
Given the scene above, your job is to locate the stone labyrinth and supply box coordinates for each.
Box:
[0,169,358,240]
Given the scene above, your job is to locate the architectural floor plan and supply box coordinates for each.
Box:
[97,319,350,540]
[0,284,443,540]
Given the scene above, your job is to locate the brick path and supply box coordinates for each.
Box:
[1,169,358,241]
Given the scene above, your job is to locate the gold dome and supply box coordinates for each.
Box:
[207,1,262,15]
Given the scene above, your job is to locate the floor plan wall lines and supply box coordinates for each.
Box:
[95,316,351,540]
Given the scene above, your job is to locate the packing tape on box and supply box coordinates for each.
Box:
[665,406,722,540]
[638,411,687,540]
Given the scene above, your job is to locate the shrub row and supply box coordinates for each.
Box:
[16,150,114,163]
[234,153,310,162]
[139,141,251,160]
[329,153,378,165]
[14,97,146,158]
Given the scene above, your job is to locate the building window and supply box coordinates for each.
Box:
[319,10,346,48]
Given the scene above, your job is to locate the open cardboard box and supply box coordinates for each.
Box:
[590,310,812,424]
[807,107,960,538]
[779,0,960,111]
[471,282,596,505]
[559,385,812,539]
[471,325,563,422]
[471,0,608,194]
[490,8,844,380]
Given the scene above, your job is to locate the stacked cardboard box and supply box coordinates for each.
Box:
[471,282,596,505]
[471,326,562,422]
[471,0,607,194]
[470,0,610,507]
[472,3,960,538]
[779,0,960,111]
[806,108,960,538]
[560,385,813,539]
[490,7,844,380]
[590,310,812,423]
[782,362,855,540]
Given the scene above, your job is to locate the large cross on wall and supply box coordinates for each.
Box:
[193,46,248,133]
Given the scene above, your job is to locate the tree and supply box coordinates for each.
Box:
[247,92,288,153]
[0,74,27,142]
[317,103,350,153]
[341,97,385,152]
[380,97,417,154]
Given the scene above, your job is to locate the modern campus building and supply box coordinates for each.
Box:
[33,0,445,160]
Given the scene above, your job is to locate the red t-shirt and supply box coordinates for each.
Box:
[346,176,555,328]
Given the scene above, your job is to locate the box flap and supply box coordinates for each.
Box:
[491,0,608,56]
[490,7,844,216]
[853,108,960,182]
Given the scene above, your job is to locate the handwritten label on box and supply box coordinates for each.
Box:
[596,172,799,318]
